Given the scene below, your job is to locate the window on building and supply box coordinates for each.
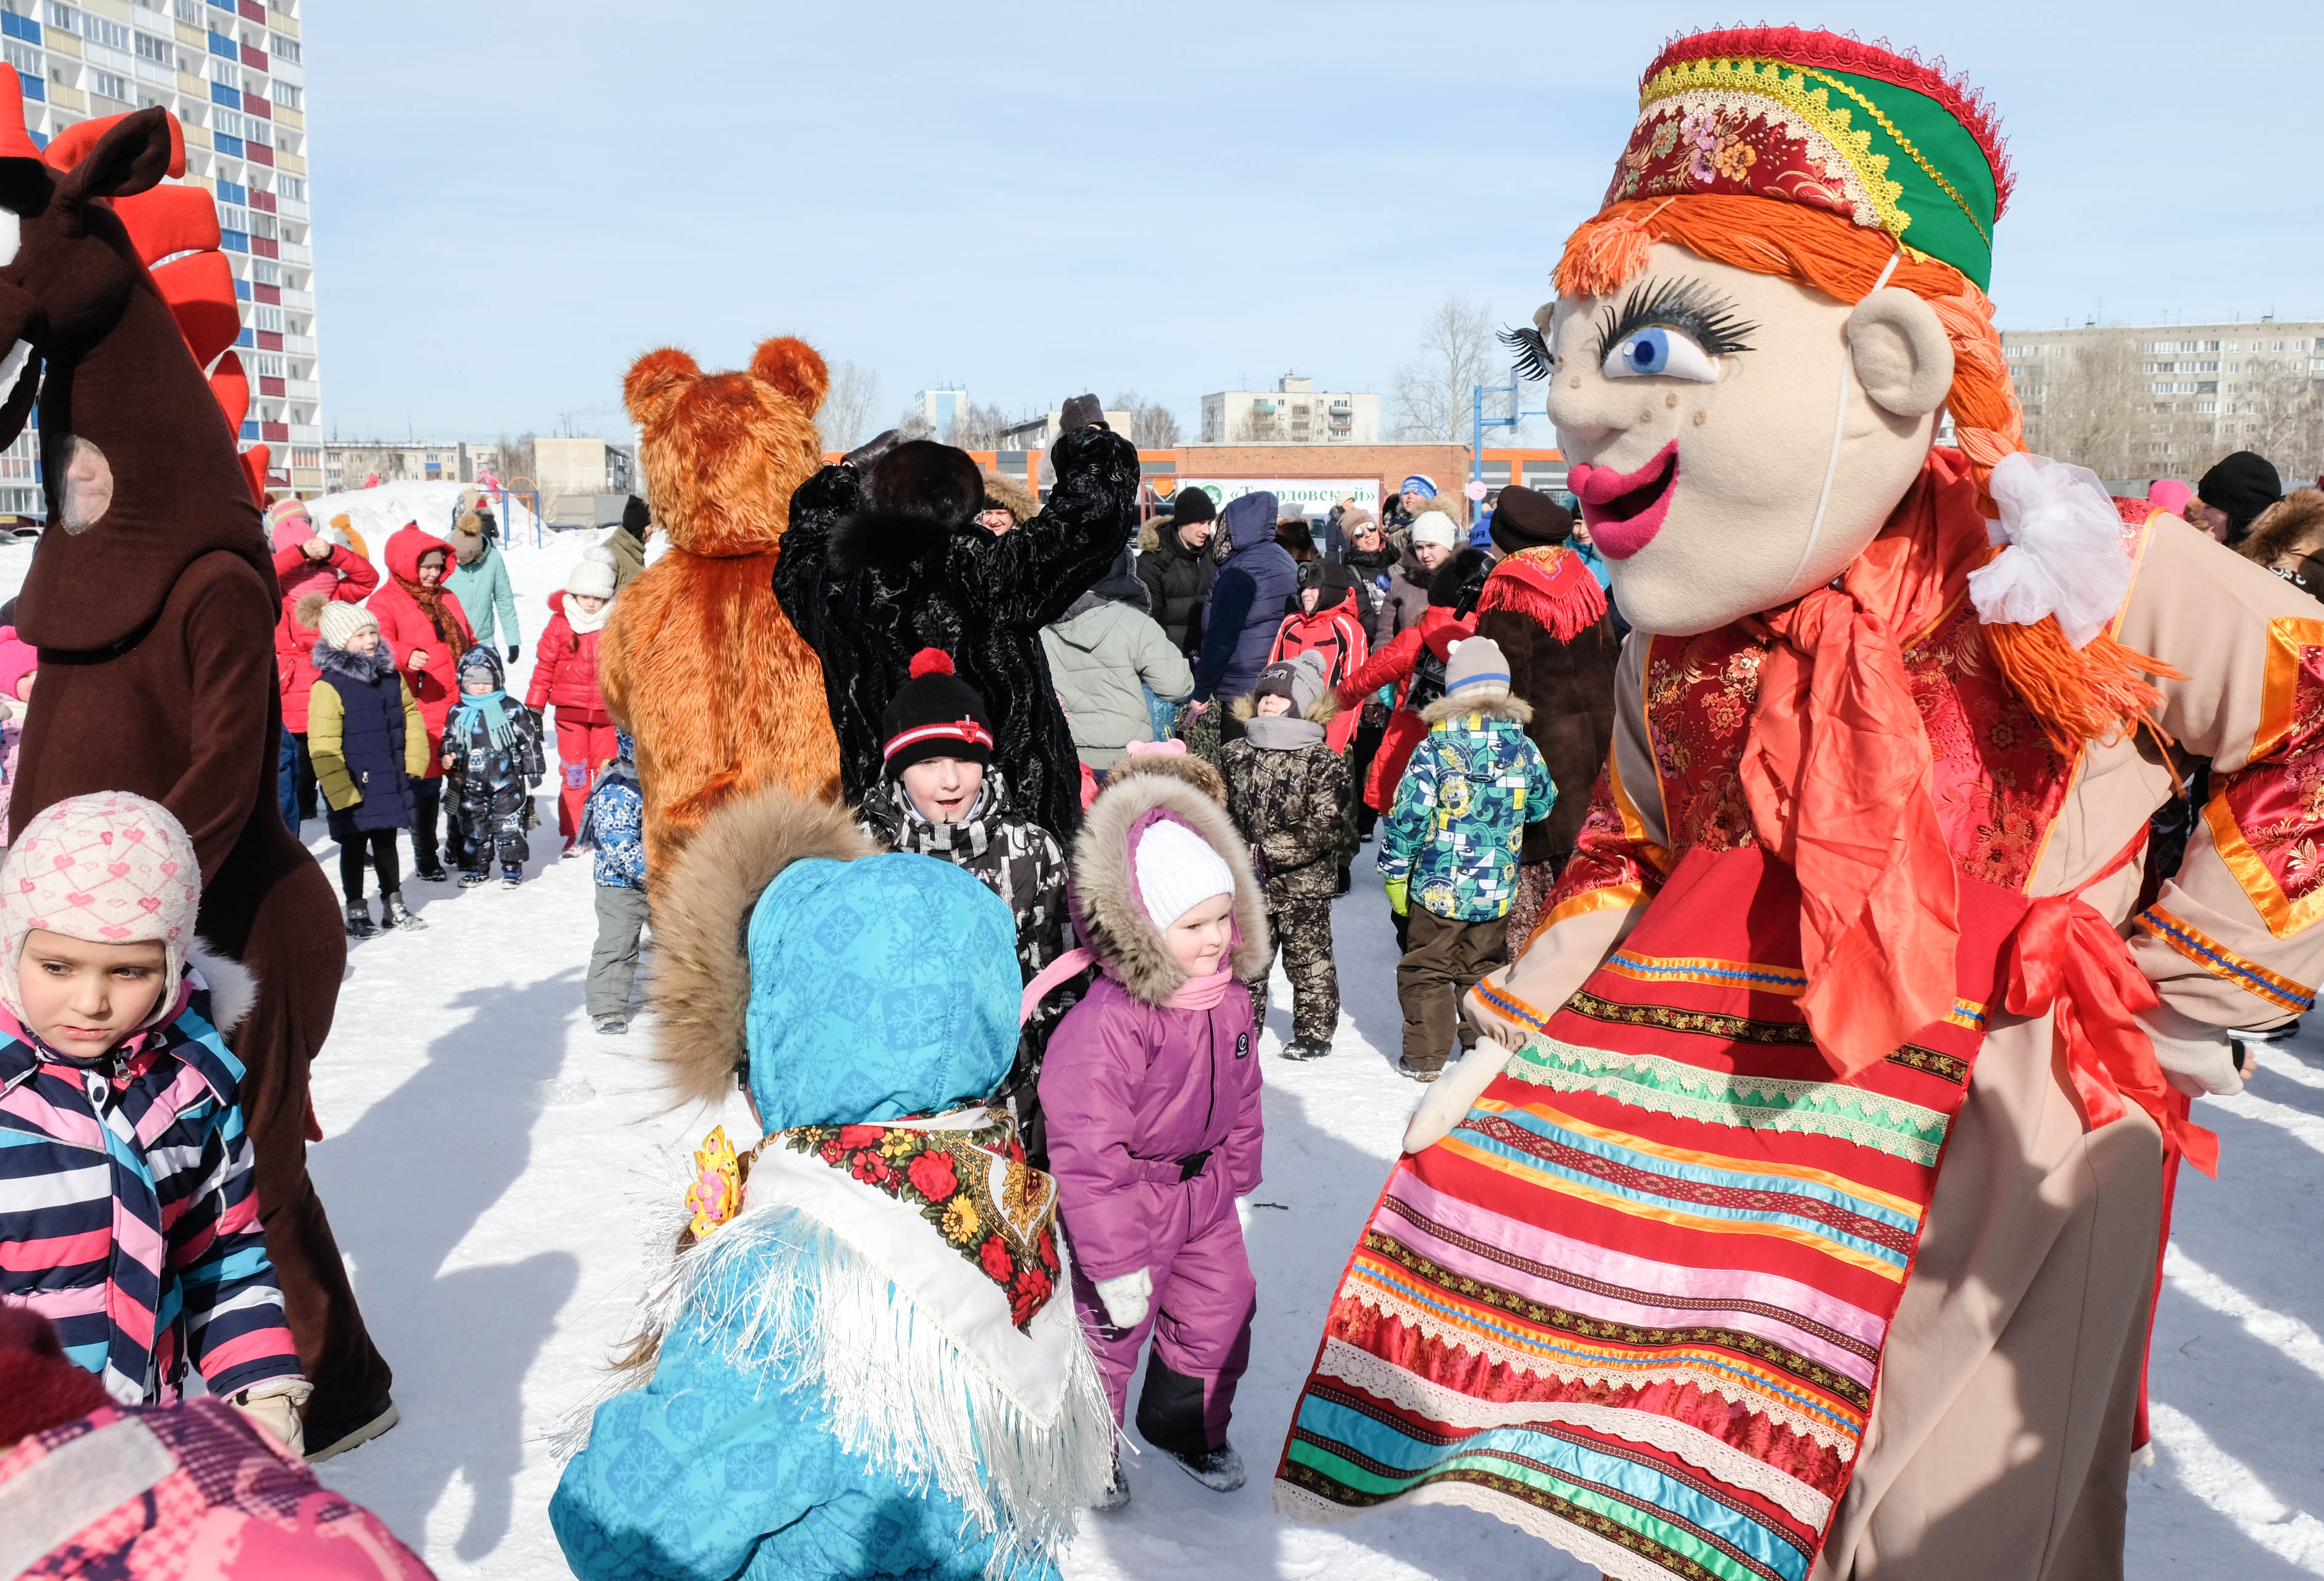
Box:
[134,29,171,62]
[2196,402,2218,413]
[2205,340,2222,351]
[2202,361,2219,372]
[2181,341,2198,352]
[173,0,198,20]
[242,116,268,147]
[271,79,297,109]
[2275,341,2287,351]
[89,68,128,101]
[214,109,240,140]
[2,39,37,77]
[276,173,302,201]
[267,30,296,62]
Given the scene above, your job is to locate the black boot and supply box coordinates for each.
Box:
[344,900,378,939]
[412,781,450,882]
[381,891,428,931]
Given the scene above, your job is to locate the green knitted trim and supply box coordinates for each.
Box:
[1504,1037,1951,1168]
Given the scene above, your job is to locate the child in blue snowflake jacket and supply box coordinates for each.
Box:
[580,731,644,1032]
[1380,636,1552,1080]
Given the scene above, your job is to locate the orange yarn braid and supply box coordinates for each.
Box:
[1555,196,2173,747]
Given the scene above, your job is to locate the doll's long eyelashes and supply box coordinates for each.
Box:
[1593,277,1757,365]
[1501,325,1555,381]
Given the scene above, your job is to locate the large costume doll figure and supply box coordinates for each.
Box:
[597,337,842,881]
[0,83,393,1454]
[1276,28,2322,1580]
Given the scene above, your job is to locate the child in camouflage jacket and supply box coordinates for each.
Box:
[1379,635,1552,1080]
[1219,652,1350,1061]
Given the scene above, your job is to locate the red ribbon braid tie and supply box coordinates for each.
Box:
[2002,842,2219,1177]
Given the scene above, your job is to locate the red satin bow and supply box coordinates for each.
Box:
[2003,885,2219,1178]
[1741,585,1962,1078]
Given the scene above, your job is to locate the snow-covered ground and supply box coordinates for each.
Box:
[6,528,2322,1576]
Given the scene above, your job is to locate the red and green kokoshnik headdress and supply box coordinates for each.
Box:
[1602,27,2014,290]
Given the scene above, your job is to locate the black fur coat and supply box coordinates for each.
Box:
[775,426,1140,839]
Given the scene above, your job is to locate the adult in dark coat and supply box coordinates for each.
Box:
[3,106,392,1452]
[1137,490,1217,653]
[776,397,1138,840]
[1191,491,1300,714]
[1471,486,1620,946]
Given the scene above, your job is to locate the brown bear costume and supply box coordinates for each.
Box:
[597,337,842,883]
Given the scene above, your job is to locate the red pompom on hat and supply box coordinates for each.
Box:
[881,650,994,778]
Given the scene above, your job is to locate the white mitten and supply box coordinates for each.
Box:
[233,1377,314,1458]
[1093,1268,1152,1330]
[2137,1002,2246,1097]
[1404,1042,1515,1153]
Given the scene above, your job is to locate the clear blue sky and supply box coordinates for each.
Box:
[309,1,2317,443]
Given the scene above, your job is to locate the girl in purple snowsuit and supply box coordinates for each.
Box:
[1037,769,1271,1506]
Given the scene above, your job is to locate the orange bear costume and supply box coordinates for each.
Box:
[597,337,841,880]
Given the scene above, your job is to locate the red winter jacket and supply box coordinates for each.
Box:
[1269,599,1370,752]
[1337,605,1473,811]
[525,592,610,723]
[271,544,376,735]
[367,525,474,776]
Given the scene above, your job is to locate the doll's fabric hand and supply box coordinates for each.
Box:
[1404,1042,1512,1153]
[1094,1268,1151,1329]
[232,1377,313,1457]
[2138,1002,2246,1096]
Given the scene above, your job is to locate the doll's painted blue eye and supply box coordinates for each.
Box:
[1600,327,1718,382]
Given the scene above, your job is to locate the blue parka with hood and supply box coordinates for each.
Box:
[1190,492,1298,706]
[551,792,1113,1581]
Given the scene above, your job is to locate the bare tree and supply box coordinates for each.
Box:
[495,432,538,490]
[2218,353,2324,481]
[951,400,1014,451]
[1391,296,1500,444]
[1109,390,1184,448]
[819,360,882,452]
[891,404,935,442]
[2021,340,2146,480]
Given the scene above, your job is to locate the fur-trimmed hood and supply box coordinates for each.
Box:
[2242,487,2324,570]
[1071,773,1269,1006]
[1229,690,1341,727]
[1100,749,1226,806]
[647,790,876,1109]
[1418,690,1534,727]
[311,638,399,685]
[981,470,1039,525]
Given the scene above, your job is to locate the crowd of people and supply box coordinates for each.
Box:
[1,374,2318,1577]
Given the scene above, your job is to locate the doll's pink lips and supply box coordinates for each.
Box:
[1569,442,1679,559]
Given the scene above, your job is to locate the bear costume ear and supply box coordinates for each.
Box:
[749,337,829,417]
[625,348,701,428]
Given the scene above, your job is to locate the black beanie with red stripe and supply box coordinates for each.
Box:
[881,649,995,778]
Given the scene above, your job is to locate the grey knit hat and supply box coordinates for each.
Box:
[1443,635,1511,702]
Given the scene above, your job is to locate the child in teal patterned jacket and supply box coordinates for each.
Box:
[1380,635,1554,1081]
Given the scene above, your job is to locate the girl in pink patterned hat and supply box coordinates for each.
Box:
[0,792,311,1453]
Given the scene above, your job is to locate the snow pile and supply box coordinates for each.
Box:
[300,480,550,549]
